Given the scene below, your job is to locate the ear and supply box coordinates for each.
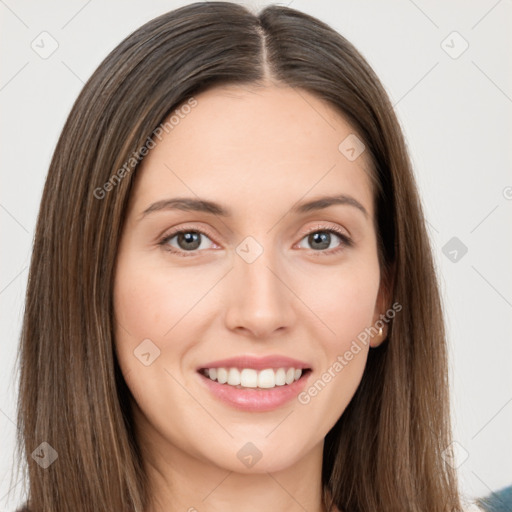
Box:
[370,273,392,348]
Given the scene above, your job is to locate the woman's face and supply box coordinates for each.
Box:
[113,84,386,474]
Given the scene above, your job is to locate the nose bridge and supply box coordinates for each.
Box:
[224,234,294,336]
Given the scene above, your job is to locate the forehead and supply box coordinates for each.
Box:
[131,84,374,220]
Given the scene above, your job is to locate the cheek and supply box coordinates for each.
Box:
[112,251,221,405]
[329,271,379,343]
[299,257,380,348]
[112,256,184,393]
[294,257,380,417]
[297,294,376,434]
[113,254,211,343]
[112,257,196,430]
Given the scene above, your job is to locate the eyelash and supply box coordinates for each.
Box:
[158,224,353,258]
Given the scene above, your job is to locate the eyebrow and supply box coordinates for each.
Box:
[139,194,368,220]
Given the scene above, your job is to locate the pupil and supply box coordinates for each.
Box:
[179,232,201,250]
[310,232,330,250]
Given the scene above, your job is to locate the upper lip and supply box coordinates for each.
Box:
[198,355,312,371]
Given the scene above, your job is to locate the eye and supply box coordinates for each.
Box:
[159,228,217,257]
[158,224,352,258]
[296,225,352,255]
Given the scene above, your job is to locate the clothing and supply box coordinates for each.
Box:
[477,485,512,512]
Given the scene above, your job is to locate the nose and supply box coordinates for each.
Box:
[223,243,295,339]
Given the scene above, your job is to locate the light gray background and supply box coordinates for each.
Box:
[1,1,511,510]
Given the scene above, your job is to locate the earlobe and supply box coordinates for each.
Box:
[371,277,392,348]
[370,322,388,347]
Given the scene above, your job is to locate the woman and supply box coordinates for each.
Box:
[15,2,466,511]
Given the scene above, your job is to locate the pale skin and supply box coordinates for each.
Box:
[113,83,389,512]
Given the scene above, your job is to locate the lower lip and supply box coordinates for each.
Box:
[198,371,311,412]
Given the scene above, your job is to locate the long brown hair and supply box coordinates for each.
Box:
[15,2,462,511]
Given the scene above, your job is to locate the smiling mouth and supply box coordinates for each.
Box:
[198,367,312,390]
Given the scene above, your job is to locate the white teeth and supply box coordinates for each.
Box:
[258,369,275,388]
[205,367,305,389]
[275,368,286,386]
[240,369,258,388]
[227,368,241,386]
[216,368,228,384]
